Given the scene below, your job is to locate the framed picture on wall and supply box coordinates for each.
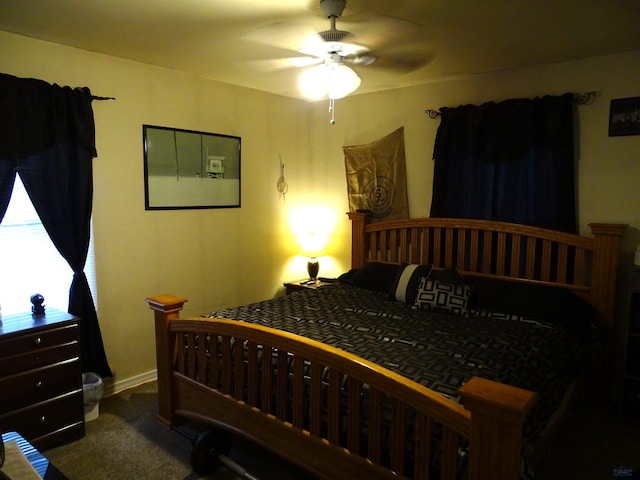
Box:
[608,96,640,137]
[143,125,241,210]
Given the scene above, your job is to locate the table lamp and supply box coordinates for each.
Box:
[299,232,327,282]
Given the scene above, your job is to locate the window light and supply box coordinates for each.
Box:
[0,176,98,315]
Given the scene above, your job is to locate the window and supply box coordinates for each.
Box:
[430,94,576,232]
[0,176,97,316]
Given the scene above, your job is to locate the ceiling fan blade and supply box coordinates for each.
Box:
[345,51,433,74]
[337,14,432,52]
[243,20,325,53]
[241,4,434,78]
[298,33,330,58]
[242,56,323,72]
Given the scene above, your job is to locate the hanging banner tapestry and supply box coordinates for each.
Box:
[343,127,409,221]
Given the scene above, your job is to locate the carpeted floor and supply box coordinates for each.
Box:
[533,403,640,479]
[44,381,312,480]
[43,382,200,480]
[44,381,640,479]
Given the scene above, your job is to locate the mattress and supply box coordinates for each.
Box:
[207,281,596,444]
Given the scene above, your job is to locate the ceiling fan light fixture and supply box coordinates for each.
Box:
[327,63,360,99]
[298,54,360,101]
[299,65,329,100]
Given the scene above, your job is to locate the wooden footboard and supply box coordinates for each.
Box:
[147,294,537,480]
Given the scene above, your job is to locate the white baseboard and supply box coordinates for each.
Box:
[102,369,158,398]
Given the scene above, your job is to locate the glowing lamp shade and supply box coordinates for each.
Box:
[299,63,361,100]
[299,233,326,257]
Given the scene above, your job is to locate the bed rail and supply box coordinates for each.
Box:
[348,212,626,330]
[147,294,537,480]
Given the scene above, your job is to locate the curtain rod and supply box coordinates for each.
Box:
[91,95,116,101]
[424,91,597,118]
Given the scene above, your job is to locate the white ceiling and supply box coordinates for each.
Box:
[1,0,640,101]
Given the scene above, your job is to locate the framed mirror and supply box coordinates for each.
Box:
[143,125,241,210]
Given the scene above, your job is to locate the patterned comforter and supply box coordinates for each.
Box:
[207,282,593,446]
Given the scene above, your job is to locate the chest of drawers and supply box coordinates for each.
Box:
[0,309,84,450]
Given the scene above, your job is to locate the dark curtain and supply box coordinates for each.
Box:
[430,93,576,233]
[0,73,112,378]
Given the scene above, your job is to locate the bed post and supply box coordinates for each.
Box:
[348,210,371,269]
[588,223,627,330]
[145,294,188,428]
[458,377,538,480]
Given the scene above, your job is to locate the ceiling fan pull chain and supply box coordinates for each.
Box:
[329,97,336,125]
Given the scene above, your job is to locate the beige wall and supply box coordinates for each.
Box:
[310,49,640,268]
[0,32,316,388]
[1,31,639,390]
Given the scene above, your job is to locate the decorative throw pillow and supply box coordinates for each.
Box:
[388,263,433,304]
[413,277,473,316]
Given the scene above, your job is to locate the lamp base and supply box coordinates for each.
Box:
[307,257,320,281]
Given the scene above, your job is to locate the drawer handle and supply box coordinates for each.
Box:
[34,337,42,346]
[39,415,46,423]
[35,380,43,389]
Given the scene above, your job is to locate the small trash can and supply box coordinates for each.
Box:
[82,372,104,422]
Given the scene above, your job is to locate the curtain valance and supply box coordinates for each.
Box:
[430,93,576,232]
[0,73,96,158]
[433,93,574,164]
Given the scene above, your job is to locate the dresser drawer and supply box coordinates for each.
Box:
[0,390,84,441]
[33,421,85,451]
[0,358,82,412]
[0,323,79,358]
[0,341,80,375]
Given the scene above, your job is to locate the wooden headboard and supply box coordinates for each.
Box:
[349,211,626,331]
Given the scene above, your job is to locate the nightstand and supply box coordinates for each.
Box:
[283,279,332,295]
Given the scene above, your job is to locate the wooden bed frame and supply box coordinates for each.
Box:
[147,213,626,480]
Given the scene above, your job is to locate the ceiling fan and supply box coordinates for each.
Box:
[299,0,376,72]
[244,0,431,122]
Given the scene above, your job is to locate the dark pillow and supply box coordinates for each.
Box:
[347,262,401,293]
[413,277,473,316]
[469,276,599,332]
[388,263,433,304]
[429,267,467,284]
[337,269,358,284]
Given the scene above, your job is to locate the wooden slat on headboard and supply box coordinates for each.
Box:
[348,211,626,331]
